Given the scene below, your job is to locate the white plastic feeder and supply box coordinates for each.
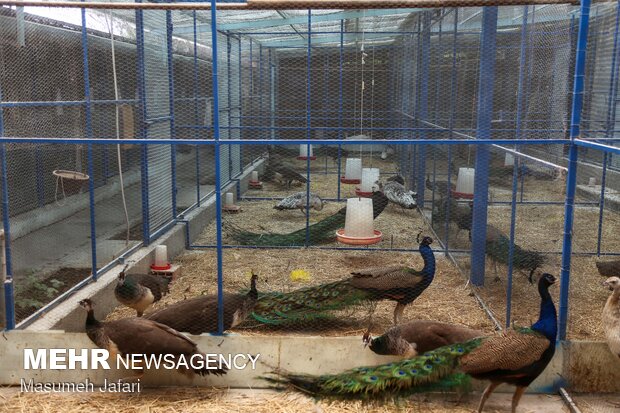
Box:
[152,245,171,271]
[357,168,380,196]
[342,158,362,184]
[225,192,234,206]
[504,153,514,167]
[251,171,259,182]
[249,170,262,189]
[298,144,315,160]
[336,198,382,245]
[223,191,241,213]
[454,167,475,199]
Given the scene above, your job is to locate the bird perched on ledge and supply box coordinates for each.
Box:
[363,320,486,358]
[250,234,435,325]
[114,265,171,317]
[79,298,226,378]
[263,273,558,413]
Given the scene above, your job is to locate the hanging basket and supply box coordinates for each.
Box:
[52,170,89,204]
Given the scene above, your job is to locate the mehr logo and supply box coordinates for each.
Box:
[24,348,260,371]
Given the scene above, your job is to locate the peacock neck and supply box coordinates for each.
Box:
[531,283,557,342]
[85,310,102,330]
[419,245,436,278]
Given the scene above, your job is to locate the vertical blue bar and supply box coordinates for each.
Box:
[0,64,15,330]
[337,20,343,201]
[193,12,201,206]
[167,11,177,218]
[238,36,243,180]
[135,4,150,245]
[416,12,430,208]
[81,3,98,280]
[35,147,44,207]
[598,1,620,255]
[305,10,312,247]
[210,0,225,335]
[559,0,591,341]
[470,6,498,287]
[506,6,529,327]
[259,44,263,139]
[227,33,233,179]
[445,8,459,255]
[323,54,328,174]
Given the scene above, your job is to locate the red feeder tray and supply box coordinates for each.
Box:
[296,156,317,160]
[451,189,474,199]
[341,176,361,185]
[223,204,242,213]
[355,187,373,198]
[336,229,383,245]
[249,180,263,189]
[151,263,171,271]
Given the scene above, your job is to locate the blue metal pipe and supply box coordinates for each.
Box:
[337,20,344,201]
[597,152,608,256]
[559,0,591,341]
[574,138,620,155]
[81,3,98,281]
[210,0,225,336]
[193,12,201,207]
[135,6,150,245]
[470,6,498,287]
[167,11,177,219]
[416,12,430,209]
[0,80,14,330]
[227,33,233,179]
[238,37,243,169]
[0,99,138,108]
[305,10,312,248]
[506,5,530,327]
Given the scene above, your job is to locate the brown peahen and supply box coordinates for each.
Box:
[146,272,258,335]
[363,320,486,358]
[263,273,558,413]
[226,190,389,247]
[79,299,226,378]
[114,265,172,317]
[250,235,435,325]
[602,277,620,359]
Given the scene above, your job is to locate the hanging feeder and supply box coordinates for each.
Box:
[451,167,475,200]
[355,167,380,197]
[297,144,316,161]
[249,170,263,189]
[52,169,90,205]
[336,197,382,245]
[341,158,362,184]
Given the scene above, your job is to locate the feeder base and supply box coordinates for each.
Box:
[341,176,361,185]
[451,189,474,200]
[249,181,263,189]
[297,156,317,160]
[223,204,242,213]
[150,263,182,281]
[336,229,382,245]
[355,187,373,198]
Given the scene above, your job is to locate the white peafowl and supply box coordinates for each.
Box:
[274,192,325,215]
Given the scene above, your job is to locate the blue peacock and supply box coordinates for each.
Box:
[263,273,558,413]
[251,234,436,325]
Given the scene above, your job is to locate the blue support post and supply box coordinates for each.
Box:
[305,11,312,247]
[323,53,328,174]
[135,5,150,245]
[337,20,343,201]
[0,65,14,330]
[259,44,264,139]
[506,6,529,327]
[210,1,225,336]
[470,6,498,287]
[416,12,430,209]
[81,3,98,280]
[193,12,201,206]
[227,33,233,179]
[167,11,177,219]
[238,37,243,173]
[559,0,591,341]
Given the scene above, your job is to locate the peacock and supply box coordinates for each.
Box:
[226,190,389,247]
[377,175,417,210]
[274,192,325,214]
[363,320,486,358]
[263,273,558,413]
[250,234,435,325]
[486,224,545,283]
[114,265,172,317]
[426,174,456,198]
[264,151,307,188]
[432,196,473,241]
[602,276,620,359]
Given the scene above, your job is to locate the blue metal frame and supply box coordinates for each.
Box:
[81,2,98,281]
[415,12,430,209]
[559,0,592,341]
[470,6,498,287]
[193,11,202,207]
[305,10,312,247]
[167,11,177,219]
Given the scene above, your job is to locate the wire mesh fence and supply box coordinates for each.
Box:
[0,3,618,403]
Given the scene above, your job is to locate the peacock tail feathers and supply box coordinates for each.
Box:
[262,338,483,399]
[250,280,373,324]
